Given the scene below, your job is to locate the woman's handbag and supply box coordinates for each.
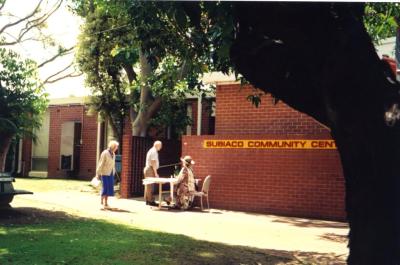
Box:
[90,176,101,187]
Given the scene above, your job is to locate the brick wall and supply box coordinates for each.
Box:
[216,84,329,136]
[79,109,98,180]
[179,83,346,220]
[121,134,133,198]
[47,104,97,179]
[182,135,345,220]
[21,138,32,177]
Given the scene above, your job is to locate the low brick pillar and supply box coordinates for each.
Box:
[120,134,132,198]
[22,138,32,177]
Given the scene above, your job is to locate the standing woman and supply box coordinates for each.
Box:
[175,155,196,210]
[96,140,119,209]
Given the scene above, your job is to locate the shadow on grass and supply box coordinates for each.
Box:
[0,207,81,225]
[0,207,346,265]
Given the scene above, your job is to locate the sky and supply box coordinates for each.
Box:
[1,0,89,99]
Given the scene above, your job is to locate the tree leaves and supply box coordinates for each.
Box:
[364,3,400,44]
[0,48,48,139]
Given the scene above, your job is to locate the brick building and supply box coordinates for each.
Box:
[180,81,346,221]
[15,95,214,180]
[21,97,99,179]
[13,75,346,220]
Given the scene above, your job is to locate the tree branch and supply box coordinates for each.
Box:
[25,0,62,27]
[41,63,75,84]
[0,31,41,46]
[37,46,74,68]
[13,0,62,46]
[122,63,137,83]
[44,72,81,84]
[0,0,63,47]
[145,97,162,121]
[0,1,6,11]
[139,49,152,105]
[0,0,44,35]
[178,59,189,80]
[106,115,120,141]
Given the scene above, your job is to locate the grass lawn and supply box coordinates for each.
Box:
[0,210,292,265]
[5,178,345,264]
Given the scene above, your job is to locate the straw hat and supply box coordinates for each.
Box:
[181,155,195,165]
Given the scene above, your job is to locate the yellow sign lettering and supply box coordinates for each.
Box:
[203,140,336,149]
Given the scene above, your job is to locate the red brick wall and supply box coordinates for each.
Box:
[121,134,133,198]
[179,83,346,220]
[79,109,98,179]
[48,105,97,179]
[21,138,32,177]
[182,135,345,220]
[216,84,329,136]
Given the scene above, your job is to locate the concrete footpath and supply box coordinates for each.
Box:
[11,190,349,260]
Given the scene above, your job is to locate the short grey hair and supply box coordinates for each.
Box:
[154,140,162,147]
[108,140,119,150]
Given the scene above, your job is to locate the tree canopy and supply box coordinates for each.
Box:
[0,0,81,172]
[364,3,400,43]
[0,48,48,171]
[72,0,203,138]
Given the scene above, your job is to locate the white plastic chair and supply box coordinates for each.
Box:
[193,175,212,211]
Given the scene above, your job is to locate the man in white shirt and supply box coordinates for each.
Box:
[143,140,162,205]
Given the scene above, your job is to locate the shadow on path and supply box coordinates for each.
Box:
[272,216,348,229]
[101,207,134,213]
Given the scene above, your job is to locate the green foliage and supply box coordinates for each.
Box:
[75,6,133,139]
[125,1,235,74]
[0,48,48,139]
[246,94,263,108]
[364,3,400,43]
[128,55,194,134]
[149,98,192,138]
[72,0,208,137]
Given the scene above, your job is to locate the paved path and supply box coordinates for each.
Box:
[11,190,349,260]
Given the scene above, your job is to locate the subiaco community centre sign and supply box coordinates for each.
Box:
[203,140,336,149]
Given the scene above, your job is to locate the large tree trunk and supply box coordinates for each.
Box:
[230,3,400,263]
[131,113,148,137]
[131,49,162,137]
[0,134,13,172]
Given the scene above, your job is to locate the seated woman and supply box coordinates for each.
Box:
[174,155,196,210]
